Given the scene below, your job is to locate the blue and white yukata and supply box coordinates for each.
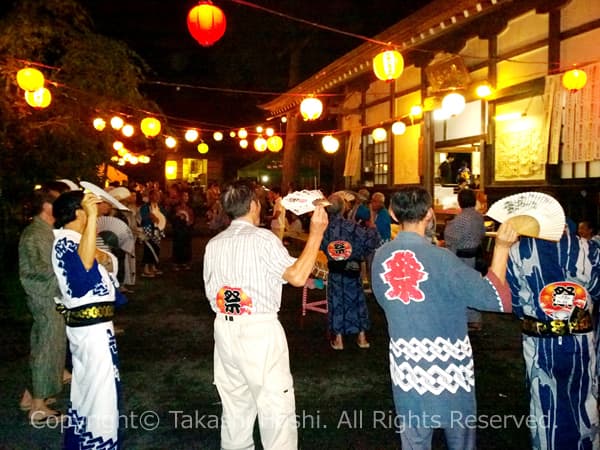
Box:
[52,228,123,450]
[507,231,600,450]
[372,232,511,450]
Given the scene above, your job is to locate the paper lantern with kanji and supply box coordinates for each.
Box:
[187,1,227,47]
[373,50,404,81]
[140,117,161,137]
[562,69,587,92]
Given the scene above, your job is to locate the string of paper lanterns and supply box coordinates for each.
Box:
[14,60,591,161]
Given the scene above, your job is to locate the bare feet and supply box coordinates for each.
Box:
[19,390,56,411]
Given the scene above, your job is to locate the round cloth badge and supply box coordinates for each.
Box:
[327,240,353,261]
[216,286,253,315]
[538,281,588,320]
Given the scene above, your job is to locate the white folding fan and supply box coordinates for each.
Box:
[80,181,130,212]
[281,190,330,216]
[97,216,136,255]
[486,192,565,242]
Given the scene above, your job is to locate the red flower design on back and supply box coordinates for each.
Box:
[381,250,428,304]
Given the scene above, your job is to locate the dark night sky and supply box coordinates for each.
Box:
[78,0,435,127]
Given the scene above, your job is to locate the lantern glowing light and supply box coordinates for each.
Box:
[165,161,178,180]
[373,50,404,81]
[185,129,199,142]
[165,136,177,148]
[267,136,283,152]
[254,136,267,152]
[122,124,134,137]
[300,96,323,121]
[197,142,209,154]
[391,121,406,136]
[237,128,248,139]
[372,127,387,143]
[24,87,51,109]
[441,92,466,116]
[139,155,151,164]
[229,130,236,138]
[239,139,248,149]
[475,83,493,98]
[322,135,340,154]
[213,131,223,141]
[562,69,587,92]
[186,1,227,47]
[110,116,124,130]
[140,117,161,137]
[93,118,106,131]
[410,105,423,118]
[113,141,124,151]
[265,127,274,137]
[16,68,45,92]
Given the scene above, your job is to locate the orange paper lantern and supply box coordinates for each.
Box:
[187,1,227,47]
[562,69,587,92]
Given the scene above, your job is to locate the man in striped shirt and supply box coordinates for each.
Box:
[203,181,328,450]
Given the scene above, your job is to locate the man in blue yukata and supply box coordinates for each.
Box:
[507,218,600,450]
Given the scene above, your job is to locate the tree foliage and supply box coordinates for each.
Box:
[0,0,159,269]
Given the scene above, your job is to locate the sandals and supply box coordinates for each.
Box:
[357,340,371,349]
[330,340,344,351]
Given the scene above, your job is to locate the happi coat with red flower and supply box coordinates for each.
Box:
[372,231,511,428]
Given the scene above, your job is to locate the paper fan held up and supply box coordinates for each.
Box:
[486,192,566,242]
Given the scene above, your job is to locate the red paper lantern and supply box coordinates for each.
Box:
[187,1,227,47]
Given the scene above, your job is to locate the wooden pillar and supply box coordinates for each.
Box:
[281,111,299,190]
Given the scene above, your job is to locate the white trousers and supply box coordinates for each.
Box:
[213,314,297,450]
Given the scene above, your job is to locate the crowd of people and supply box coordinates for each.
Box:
[16,177,600,450]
